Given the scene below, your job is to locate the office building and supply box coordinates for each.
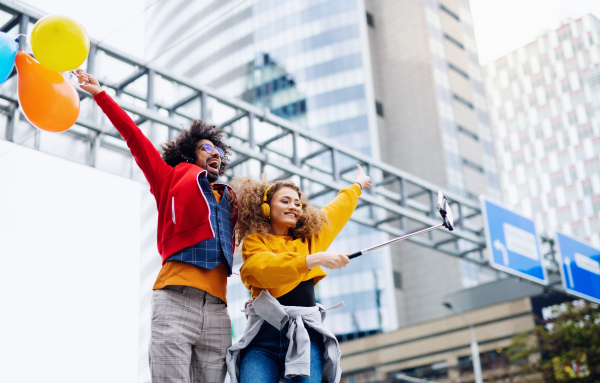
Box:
[483,14,600,248]
[339,278,572,382]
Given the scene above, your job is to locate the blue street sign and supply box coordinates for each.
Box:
[480,197,548,285]
[555,232,600,304]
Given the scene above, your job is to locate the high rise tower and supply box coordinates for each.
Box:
[483,14,600,248]
[362,0,501,326]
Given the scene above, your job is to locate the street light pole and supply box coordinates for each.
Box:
[443,302,483,383]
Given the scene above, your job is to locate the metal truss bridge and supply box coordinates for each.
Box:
[0,1,566,294]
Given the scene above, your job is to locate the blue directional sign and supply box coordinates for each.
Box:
[480,197,548,285]
[555,232,600,304]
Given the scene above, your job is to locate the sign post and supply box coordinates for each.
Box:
[480,197,548,285]
[555,232,600,304]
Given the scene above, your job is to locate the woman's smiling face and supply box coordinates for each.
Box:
[269,187,301,236]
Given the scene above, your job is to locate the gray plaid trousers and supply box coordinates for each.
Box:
[149,285,232,383]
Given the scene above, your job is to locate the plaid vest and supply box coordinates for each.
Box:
[167,176,234,275]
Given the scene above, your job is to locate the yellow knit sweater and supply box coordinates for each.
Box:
[240,184,361,299]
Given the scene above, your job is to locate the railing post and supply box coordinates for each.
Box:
[87,44,97,75]
[87,131,100,167]
[292,131,299,167]
[18,14,28,50]
[6,103,18,142]
[331,149,339,181]
[248,113,255,148]
[200,92,207,122]
[147,68,155,110]
[399,177,406,231]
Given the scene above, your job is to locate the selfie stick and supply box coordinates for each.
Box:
[348,191,454,259]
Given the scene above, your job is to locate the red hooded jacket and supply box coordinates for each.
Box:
[94,91,237,263]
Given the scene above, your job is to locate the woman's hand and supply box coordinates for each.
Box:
[75,69,102,96]
[305,252,350,270]
[354,164,372,189]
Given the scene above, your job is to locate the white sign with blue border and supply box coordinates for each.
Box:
[555,232,600,304]
[480,197,548,285]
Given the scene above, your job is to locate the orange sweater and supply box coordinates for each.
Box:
[240,184,361,299]
[153,188,228,304]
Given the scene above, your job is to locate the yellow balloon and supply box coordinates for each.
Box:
[31,15,90,72]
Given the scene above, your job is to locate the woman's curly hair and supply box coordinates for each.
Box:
[161,120,231,174]
[233,177,330,245]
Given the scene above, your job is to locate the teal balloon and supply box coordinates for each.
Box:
[0,32,18,85]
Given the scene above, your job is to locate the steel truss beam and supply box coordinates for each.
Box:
[0,1,565,295]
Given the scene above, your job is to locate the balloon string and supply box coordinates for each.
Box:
[69,71,85,87]
[69,70,91,87]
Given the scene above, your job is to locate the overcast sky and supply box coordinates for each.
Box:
[14,0,600,66]
[470,0,600,65]
[16,0,147,58]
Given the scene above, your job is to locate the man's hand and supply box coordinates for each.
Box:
[75,69,102,96]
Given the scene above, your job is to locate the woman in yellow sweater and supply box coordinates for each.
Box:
[226,165,371,383]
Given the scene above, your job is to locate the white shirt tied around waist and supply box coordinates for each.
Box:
[226,290,344,383]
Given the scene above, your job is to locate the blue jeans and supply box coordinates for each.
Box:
[239,322,325,383]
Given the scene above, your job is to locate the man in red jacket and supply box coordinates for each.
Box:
[77,70,237,383]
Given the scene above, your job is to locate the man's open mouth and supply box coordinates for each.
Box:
[207,158,220,172]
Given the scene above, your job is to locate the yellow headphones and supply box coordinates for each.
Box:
[260,183,303,218]
[261,184,274,217]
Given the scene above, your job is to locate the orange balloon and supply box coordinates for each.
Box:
[15,51,79,133]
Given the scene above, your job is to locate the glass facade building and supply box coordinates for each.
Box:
[145,0,380,154]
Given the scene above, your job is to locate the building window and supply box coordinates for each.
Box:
[444,33,464,50]
[393,271,402,289]
[366,12,375,28]
[375,101,384,117]
[462,158,484,173]
[558,25,572,42]
[453,94,473,109]
[448,62,469,79]
[457,125,479,141]
[439,4,460,21]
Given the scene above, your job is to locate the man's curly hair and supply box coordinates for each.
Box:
[233,177,330,245]
[161,120,231,174]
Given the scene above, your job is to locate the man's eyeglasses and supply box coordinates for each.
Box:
[199,143,224,157]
